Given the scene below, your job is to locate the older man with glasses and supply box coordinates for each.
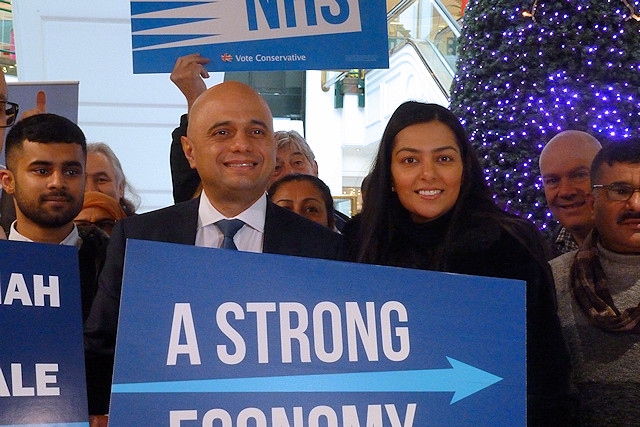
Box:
[0,100,18,128]
[549,141,640,426]
[0,67,19,236]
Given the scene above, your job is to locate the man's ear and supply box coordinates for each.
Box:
[0,169,15,195]
[312,160,319,176]
[181,136,197,169]
[117,181,125,199]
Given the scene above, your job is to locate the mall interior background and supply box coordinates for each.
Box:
[3,0,463,214]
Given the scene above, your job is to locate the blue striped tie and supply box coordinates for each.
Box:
[215,219,244,250]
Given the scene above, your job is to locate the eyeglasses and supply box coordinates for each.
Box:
[74,219,117,233]
[0,101,19,128]
[592,183,640,202]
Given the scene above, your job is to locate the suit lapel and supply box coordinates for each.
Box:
[263,201,287,254]
[181,198,200,245]
[144,198,199,245]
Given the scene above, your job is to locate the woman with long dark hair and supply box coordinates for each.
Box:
[343,101,574,425]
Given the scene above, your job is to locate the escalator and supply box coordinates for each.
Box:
[385,0,462,101]
[359,0,462,146]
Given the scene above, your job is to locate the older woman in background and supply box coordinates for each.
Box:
[75,191,126,236]
[268,174,335,230]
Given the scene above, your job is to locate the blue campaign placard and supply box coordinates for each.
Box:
[130,0,389,73]
[0,240,89,427]
[110,239,526,426]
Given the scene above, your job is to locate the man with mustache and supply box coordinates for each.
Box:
[549,141,640,425]
[539,130,602,257]
[0,113,108,323]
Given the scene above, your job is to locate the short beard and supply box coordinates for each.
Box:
[31,210,79,228]
[14,191,82,229]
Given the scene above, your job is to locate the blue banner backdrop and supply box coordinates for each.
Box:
[110,239,526,425]
[130,0,389,73]
[0,240,88,427]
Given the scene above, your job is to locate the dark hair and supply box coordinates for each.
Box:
[352,101,542,268]
[268,173,335,229]
[5,113,86,169]
[591,140,640,183]
[360,173,372,204]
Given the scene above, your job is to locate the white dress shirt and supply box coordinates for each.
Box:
[195,192,266,252]
[8,221,83,248]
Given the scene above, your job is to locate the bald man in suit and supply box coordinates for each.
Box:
[84,81,342,417]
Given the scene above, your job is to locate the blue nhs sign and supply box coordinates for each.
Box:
[130,0,387,73]
[247,0,358,30]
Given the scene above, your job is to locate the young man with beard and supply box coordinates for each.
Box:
[0,113,108,322]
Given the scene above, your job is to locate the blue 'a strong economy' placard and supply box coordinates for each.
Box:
[110,239,526,426]
[130,0,389,73]
[0,240,89,427]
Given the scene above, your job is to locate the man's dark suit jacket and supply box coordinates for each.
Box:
[84,196,343,414]
[0,191,16,235]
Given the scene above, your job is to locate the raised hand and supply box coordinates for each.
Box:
[170,53,210,111]
[19,90,47,121]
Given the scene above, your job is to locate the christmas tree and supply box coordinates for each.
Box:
[449,0,640,232]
